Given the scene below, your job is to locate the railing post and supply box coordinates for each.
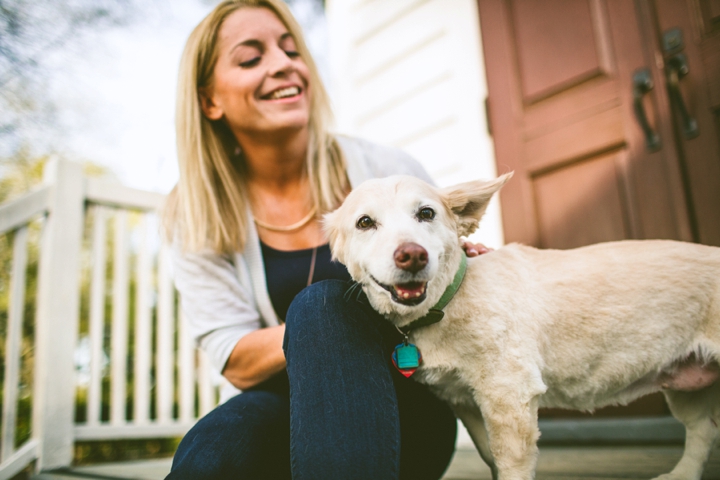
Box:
[32,158,85,471]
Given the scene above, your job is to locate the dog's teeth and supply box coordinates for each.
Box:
[415,292,421,297]
[403,292,409,299]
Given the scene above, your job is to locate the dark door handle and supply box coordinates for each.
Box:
[666,53,699,139]
[632,68,661,152]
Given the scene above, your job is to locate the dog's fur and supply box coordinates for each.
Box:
[324,174,720,480]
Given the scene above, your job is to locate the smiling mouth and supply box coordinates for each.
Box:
[371,276,427,306]
[262,86,301,100]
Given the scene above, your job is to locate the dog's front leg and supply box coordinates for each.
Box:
[477,391,542,480]
[452,403,498,480]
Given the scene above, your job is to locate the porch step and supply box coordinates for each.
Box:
[31,445,720,480]
[32,459,172,480]
[444,444,720,479]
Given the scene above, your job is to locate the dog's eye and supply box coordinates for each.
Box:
[356,215,376,230]
[417,207,435,221]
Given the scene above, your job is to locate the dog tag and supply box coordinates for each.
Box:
[392,342,422,378]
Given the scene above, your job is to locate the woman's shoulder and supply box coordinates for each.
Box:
[335,135,433,185]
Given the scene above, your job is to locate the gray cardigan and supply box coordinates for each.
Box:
[171,136,433,400]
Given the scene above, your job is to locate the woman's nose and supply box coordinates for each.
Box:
[267,47,294,76]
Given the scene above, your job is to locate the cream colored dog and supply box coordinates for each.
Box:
[324,174,720,480]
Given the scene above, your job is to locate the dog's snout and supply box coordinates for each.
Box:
[394,242,428,274]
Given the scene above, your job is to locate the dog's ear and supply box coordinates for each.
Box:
[322,209,346,264]
[440,172,513,237]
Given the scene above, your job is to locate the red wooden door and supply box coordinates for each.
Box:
[648,0,720,246]
[478,0,720,417]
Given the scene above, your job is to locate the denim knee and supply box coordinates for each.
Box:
[169,390,290,479]
[283,279,356,352]
[287,279,350,320]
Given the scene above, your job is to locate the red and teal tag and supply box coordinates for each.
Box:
[392,342,422,378]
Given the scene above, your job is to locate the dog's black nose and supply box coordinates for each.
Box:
[394,243,428,274]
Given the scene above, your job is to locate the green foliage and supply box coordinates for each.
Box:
[74,438,181,465]
[0,148,47,203]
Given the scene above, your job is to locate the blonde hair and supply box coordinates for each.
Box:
[164,0,348,254]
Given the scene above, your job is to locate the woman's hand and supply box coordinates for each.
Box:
[462,241,493,257]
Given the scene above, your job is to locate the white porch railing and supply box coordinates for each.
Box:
[0,159,220,479]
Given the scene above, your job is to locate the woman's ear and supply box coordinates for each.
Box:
[198,87,224,120]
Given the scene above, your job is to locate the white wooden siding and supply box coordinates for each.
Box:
[326,0,505,247]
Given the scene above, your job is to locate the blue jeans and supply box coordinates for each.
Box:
[168,280,457,479]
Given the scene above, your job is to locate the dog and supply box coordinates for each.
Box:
[323,173,720,480]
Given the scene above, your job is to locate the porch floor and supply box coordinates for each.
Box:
[31,444,720,479]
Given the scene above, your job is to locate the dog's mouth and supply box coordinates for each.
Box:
[371,276,427,306]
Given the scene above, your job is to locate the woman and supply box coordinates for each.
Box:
[164,1,487,478]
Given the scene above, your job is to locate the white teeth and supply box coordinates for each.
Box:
[403,292,409,299]
[415,292,421,297]
[270,86,300,99]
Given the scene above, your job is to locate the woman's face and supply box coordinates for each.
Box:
[201,7,311,138]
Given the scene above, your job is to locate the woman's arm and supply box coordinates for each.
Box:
[222,324,286,390]
[171,246,279,391]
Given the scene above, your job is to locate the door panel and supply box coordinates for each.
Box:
[525,105,625,174]
[651,0,720,246]
[512,0,611,103]
[534,152,630,249]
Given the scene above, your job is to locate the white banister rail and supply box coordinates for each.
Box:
[178,311,195,424]
[0,186,50,235]
[84,178,164,211]
[87,205,108,427]
[156,246,176,425]
[110,209,129,427]
[1,226,29,462]
[0,159,221,479]
[133,214,152,426]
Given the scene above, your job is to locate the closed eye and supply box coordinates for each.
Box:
[240,50,297,68]
[280,33,299,59]
[240,57,261,68]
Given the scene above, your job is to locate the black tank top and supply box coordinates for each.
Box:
[260,242,352,321]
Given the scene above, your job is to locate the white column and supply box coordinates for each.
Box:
[32,159,85,470]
